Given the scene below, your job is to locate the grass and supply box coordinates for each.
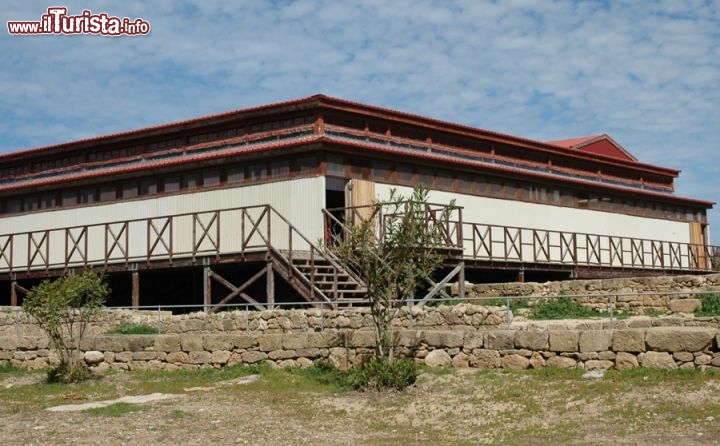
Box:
[695,291,720,316]
[87,402,146,417]
[106,322,160,335]
[529,296,601,319]
[2,365,720,445]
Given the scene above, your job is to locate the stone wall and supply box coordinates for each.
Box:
[0,305,510,338]
[455,273,720,313]
[2,326,719,373]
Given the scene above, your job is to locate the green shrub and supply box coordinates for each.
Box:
[350,357,419,391]
[529,296,598,320]
[23,272,109,383]
[47,361,94,384]
[107,322,159,335]
[695,292,720,316]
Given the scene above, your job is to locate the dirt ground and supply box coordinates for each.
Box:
[2,367,720,446]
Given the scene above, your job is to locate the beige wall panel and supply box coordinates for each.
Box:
[0,177,325,271]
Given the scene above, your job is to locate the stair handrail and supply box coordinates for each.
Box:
[266,206,367,293]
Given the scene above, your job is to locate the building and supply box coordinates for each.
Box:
[0,95,716,308]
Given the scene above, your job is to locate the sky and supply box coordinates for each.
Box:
[2,0,719,242]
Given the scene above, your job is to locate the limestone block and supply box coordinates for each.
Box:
[470,349,501,369]
[639,352,676,369]
[452,352,470,368]
[203,335,235,351]
[585,360,614,370]
[615,352,639,370]
[425,349,452,367]
[241,351,268,364]
[397,330,419,347]
[94,336,127,352]
[154,336,182,353]
[277,359,297,369]
[165,351,188,364]
[645,328,716,352]
[258,334,282,352]
[463,333,484,350]
[211,351,231,364]
[423,331,464,348]
[529,352,545,369]
[0,337,17,351]
[578,330,612,352]
[181,336,204,352]
[308,332,341,349]
[127,335,156,351]
[281,333,308,350]
[669,299,701,314]
[549,331,579,352]
[485,331,515,350]
[329,347,355,371]
[114,352,133,363]
[233,335,256,349]
[227,353,244,368]
[295,348,321,358]
[501,354,529,370]
[673,352,694,362]
[131,351,156,361]
[83,351,104,365]
[695,354,712,365]
[268,350,297,360]
[349,331,375,348]
[515,330,549,350]
[188,351,212,364]
[296,357,313,368]
[612,330,646,353]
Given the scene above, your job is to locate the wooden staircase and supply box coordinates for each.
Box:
[268,248,366,306]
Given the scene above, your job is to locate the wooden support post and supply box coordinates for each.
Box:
[517,270,525,283]
[10,280,17,307]
[131,271,140,309]
[458,262,466,300]
[203,266,211,312]
[266,261,275,306]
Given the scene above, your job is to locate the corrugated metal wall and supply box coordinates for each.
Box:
[0,177,326,271]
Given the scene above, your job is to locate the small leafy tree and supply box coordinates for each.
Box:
[334,185,455,362]
[23,272,109,382]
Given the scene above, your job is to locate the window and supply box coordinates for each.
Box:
[81,188,96,204]
[270,160,290,177]
[6,198,22,213]
[61,191,78,206]
[122,182,139,198]
[141,179,157,195]
[99,186,116,202]
[249,163,267,181]
[182,173,200,190]
[40,194,56,209]
[163,176,180,193]
[203,170,220,186]
[227,166,245,184]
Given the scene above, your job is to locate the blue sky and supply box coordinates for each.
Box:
[2,0,719,242]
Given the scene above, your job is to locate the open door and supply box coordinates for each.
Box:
[346,179,375,225]
[689,222,707,268]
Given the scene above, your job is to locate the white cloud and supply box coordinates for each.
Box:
[1,0,719,239]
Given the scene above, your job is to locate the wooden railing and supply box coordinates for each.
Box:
[462,222,719,271]
[0,205,364,303]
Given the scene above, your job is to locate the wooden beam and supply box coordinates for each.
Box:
[266,261,275,306]
[131,271,140,309]
[10,280,17,307]
[203,266,211,311]
[209,267,267,311]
